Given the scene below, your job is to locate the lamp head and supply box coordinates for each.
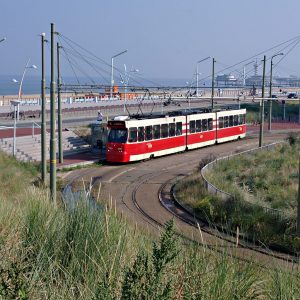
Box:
[12,79,18,83]
[31,65,37,69]
[11,100,21,106]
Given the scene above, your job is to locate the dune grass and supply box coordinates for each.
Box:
[1,150,300,299]
[176,137,300,252]
[205,141,299,213]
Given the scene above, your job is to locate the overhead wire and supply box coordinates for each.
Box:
[52,32,300,96]
[58,35,109,84]
[58,33,163,88]
[60,49,97,84]
[195,35,300,87]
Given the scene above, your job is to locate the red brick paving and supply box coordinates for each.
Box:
[57,151,104,169]
[0,128,41,139]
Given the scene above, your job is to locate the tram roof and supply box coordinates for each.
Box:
[125,106,243,121]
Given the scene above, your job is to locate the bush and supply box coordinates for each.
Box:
[287,132,298,146]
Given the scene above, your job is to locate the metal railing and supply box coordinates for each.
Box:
[201,142,287,219]
[32,122,41,137]
[0,126,13,130]
[32,122,50,138]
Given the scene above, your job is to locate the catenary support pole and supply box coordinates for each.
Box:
[41,33,47,184]
[50,23,57,202]
[268,60,273,131]
[211,58,215,110]
[298,99,300,124]
[269,53,283,131]
[297,156,300,235]
[259,55,266,147]
[57,42,63,164]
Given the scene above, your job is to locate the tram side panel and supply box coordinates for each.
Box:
[106,109,247,163]
[107,116,187,163]
[186,112,216,150]
[216,109,246,143]
[126,116,186,161]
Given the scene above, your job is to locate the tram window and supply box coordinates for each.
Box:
[224,116,229,128]
[208,118,213,130]
[161,124,169,138]
[219,117,224,129]
[234,115,239,126]
[176,122,182,136]
[239,114,245,124]
[145,126,153,140]
[128,127,137,143]
[169,123,175,137]
[196,120,201,132]
[229,115,234,127]
[108,128,128,143]
[138,126,145,142]
[202,119,208,131]
[238,115,242,125]
[153,125,161,139]
[190,120,195,133]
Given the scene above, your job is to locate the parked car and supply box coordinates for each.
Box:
[287,93,298,99]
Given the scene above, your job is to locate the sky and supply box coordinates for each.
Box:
[1,0,300,85]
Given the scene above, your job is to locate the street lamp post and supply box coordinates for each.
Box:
[12,59,37,122]
[11,60,37,156]
[196,56,210,97]
[121,64,138,113]
[13,59,37,118]
[11,100,21,157]
[268,53,284,131]
[110,50,127,100]
[18,59,37,100]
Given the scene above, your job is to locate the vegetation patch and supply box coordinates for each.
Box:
[176,136,300,253]
[1,150,300,298]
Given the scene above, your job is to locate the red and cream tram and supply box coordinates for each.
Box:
[106,108,246,163]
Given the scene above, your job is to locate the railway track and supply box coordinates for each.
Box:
[64,132,299,269]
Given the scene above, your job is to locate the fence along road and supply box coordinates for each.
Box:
[201,142,287,219]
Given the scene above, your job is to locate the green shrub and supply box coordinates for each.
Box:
[121,220,178,300]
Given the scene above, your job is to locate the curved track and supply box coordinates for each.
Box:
[64,133,299,269]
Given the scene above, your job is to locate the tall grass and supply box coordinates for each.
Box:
[176,140,300,252]
[1,150,300,299]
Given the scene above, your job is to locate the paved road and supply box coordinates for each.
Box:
[63,132,298,269]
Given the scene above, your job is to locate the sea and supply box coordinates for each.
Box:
[0,75,209,96]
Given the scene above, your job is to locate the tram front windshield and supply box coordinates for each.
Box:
[108,128,128,143]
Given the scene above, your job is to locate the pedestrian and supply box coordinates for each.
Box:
[97,111,103,123]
